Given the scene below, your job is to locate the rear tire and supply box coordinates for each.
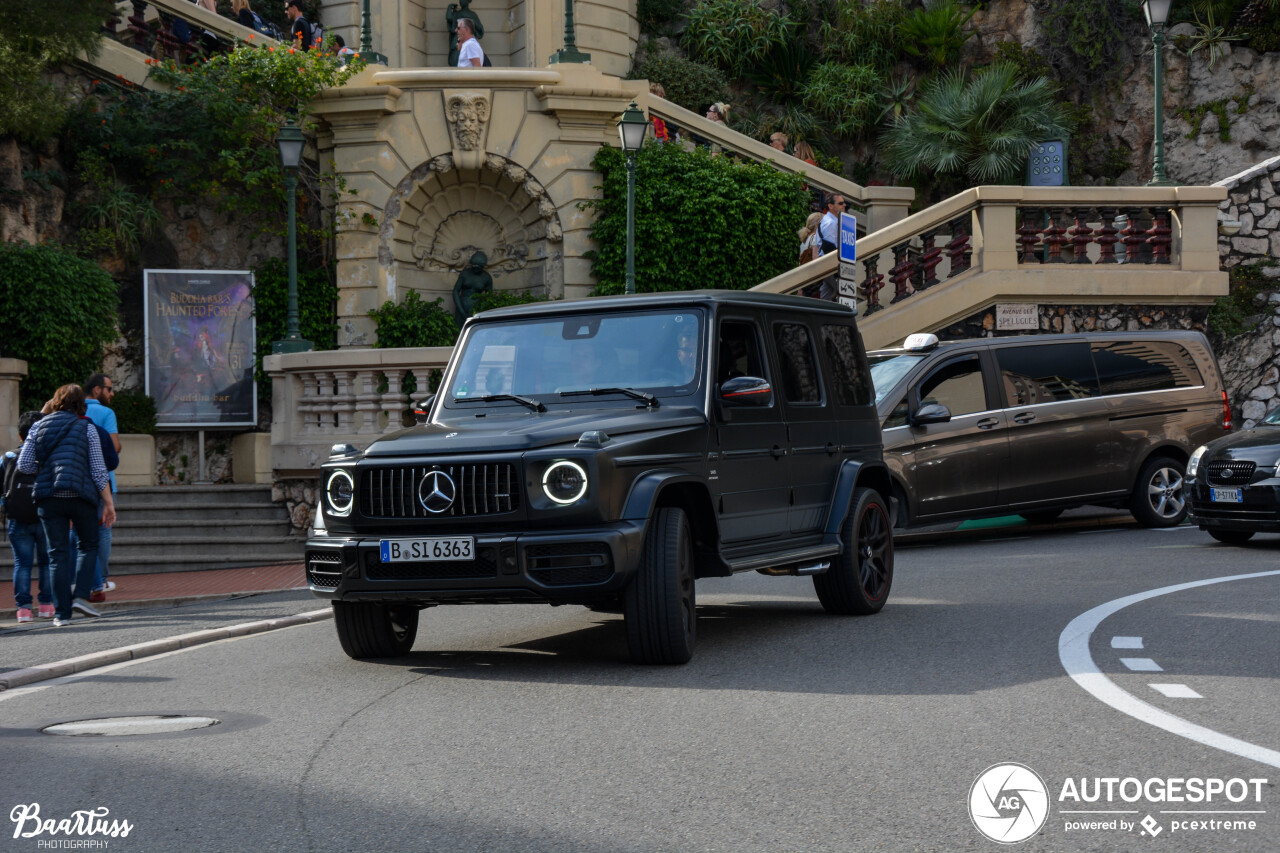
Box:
[333,601,419,659]
[814,487,893,615]
[1207,528,1255,545]
[624,506,696,664]
[1130,455,1188,528]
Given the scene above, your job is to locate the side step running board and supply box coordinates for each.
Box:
[727,544,840,575]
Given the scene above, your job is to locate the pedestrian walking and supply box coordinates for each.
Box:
[285,0,313,51]
[3,411,54,621]
[16,384,116,626]
[456,17,485,66]
[798,212,823,266]
[82,373,120,602]
[818,193,846,301]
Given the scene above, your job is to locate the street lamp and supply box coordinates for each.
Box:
[273,116,313,354]
[1142,0,1174,186]
[618,102,648,295]
[549,0,591,64]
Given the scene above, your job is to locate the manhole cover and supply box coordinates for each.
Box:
[42,715,220,736]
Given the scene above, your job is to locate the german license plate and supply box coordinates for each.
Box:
[1210,488,1243,504]
[379,537,474,562]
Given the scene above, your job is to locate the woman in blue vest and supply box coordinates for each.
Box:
[16,384,117,626]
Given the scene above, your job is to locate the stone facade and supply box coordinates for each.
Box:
[939,304,1209,341]
[274,478,318,535]
[1216,154,1280,274]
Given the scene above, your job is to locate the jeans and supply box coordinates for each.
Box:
[38,497,100,620]
[8,518,52,608]
[69,513,112,590]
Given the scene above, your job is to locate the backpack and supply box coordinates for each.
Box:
[482,53,492,67]
[310,21,325,51]
[1,452,38,525]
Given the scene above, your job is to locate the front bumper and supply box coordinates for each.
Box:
[305,521,647,605]
[1187,481,1280,532]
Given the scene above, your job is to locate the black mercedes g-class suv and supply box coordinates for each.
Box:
[308,291,893,664]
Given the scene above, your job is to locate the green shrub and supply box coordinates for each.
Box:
[819,0,906,72]
[629,50,730,114]
[585,142,808,295]
[111,389,158,435]
[991,40,1053,83]
[250,257,338,387]
[0,242,119,411]
[1208,260,1278,343]
[801,63,884,138]
[1039,0,1140,90]
[369,290,459,348]
[898,0,977,69]
[638,0,685,33]
[682,0,793,74]
[472,289,551,314]
[744,37,819,102]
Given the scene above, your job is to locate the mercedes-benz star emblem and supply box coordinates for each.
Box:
[418,470,456,514]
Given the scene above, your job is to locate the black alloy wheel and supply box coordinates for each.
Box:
[625,506,696,664]
[333,601,420,659]
[815,486,893,615]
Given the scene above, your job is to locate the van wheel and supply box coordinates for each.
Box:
[1019,509,1064,524]
[815,487,893,615]
[1130,456,1188,528]
[1207,528,1255,545]
[333,602,419,659]
[624,507,696,664]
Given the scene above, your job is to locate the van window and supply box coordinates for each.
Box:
[773,322,823,404]
[996,342,1099,406]
[1090,340,1203,395]
[821,324,872,406]
[919,355,986,416]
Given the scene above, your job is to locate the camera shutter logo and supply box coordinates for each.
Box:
[418,470,457,514]
[968,763,1050,844]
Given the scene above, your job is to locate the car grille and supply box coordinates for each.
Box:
[306,550,342,588]
[1205,461,1257,486]
[363,547,499,580]
[526,542,614,586]
[360,464,520,519]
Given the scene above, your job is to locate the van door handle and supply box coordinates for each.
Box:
[976,418,999,430]
[1013,413,1036,425]
[771,445,785,459]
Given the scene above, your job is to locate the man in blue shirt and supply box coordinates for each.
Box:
[84,374,120,601]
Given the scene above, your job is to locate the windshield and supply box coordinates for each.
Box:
[445,309,704,407]
[868,353,924,405]
[1263,407,1280,426]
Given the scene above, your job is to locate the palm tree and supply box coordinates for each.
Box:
[881,63,1072,187]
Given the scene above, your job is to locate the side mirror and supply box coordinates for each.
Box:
[912,402,951,426]
[413,394,436,425]
[719,376,773,407]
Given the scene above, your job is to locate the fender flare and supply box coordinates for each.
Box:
[622,469,707,521]
[823,459,891,536]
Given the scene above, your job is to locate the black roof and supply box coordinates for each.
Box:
[471,290,856,322]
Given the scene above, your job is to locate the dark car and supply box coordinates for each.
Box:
[868,330,1231,530]
[1186,406,1280,544]
[307,291,893,665]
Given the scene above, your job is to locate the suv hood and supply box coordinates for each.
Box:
[362,406,707,457]
[1208,426,1280,458]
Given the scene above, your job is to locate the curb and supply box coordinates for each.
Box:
[0,607,334,691]
[0,587,309,624]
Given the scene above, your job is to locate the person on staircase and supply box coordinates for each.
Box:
[4,411,54,622]
[83,374,120,603]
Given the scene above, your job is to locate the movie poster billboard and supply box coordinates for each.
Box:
[144,269,257,428]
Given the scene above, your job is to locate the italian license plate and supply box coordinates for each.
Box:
[1210,488,1243,504]
[379,537,475,562]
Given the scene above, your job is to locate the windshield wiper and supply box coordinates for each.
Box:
[471,393,545,412]
[559,387,660,408]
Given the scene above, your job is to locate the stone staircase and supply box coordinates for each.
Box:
[1,485,302,577]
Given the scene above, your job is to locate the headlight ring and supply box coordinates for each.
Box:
[541,460,588,506]
[326,469,355,516]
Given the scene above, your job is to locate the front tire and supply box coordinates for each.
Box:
[1207,528,1255,545]
[625,506,696,664]
[815,487,893,615]
[1130,456,1188,528]
[333,601,419,659]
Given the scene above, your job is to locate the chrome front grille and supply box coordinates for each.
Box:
[359,464,520,519]
[1206,461,1257,486]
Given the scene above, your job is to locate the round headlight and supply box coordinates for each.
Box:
[1186,445,1207,480]
[326,469,354,516]
[542,460,588,505]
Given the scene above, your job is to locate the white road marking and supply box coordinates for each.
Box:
[1111,636,1143,649]
[1149,684,1203,699]
[1059,569,1280,769]
[1120,657,1163,671]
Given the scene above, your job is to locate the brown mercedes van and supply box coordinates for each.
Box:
[868,331,1231,529]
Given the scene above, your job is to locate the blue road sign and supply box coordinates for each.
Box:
[839,212,857,264]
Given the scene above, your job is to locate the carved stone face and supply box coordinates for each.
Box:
[447,94,490,151]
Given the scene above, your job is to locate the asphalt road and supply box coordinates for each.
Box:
[2,519,1277,852]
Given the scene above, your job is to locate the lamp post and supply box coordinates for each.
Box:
[549,0,591,64]
[273,117,313,354]
[1143,0,1174,186]
[358,0,388,64]
[618,102,648,295]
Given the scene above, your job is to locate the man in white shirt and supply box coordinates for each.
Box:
[456,18,485,67]
[817,193,846,301]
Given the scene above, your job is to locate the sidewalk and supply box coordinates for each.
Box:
[1,561,306,626]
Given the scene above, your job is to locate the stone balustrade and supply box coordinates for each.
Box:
[0,358,28,451]
[753,185,1229,349]
[265,346,454,477]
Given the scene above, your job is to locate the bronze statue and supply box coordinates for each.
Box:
[446,0,484,67]
[452,251,493,327]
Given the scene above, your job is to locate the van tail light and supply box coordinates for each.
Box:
[1222,391,1232,431]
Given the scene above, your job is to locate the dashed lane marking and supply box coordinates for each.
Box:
[1059,569,1280,770]
[1120,657,1163,671]
[1150,684,1203,699]
[1111,636,1143,649]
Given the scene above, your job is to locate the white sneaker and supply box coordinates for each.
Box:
[101,581,116,592]
[71,598,101,618]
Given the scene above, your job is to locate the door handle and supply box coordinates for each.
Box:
[1013,412,1036,425]
[771,445,785,459]
[976,417,999,430]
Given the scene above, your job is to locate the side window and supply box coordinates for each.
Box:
[773,322,823,404]
[1091,340,1203,395]
[917,355,986,416]
[717,320,768,384]
[884,398,909,430]
[821,324,872,406]
[995,342,1099,406]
